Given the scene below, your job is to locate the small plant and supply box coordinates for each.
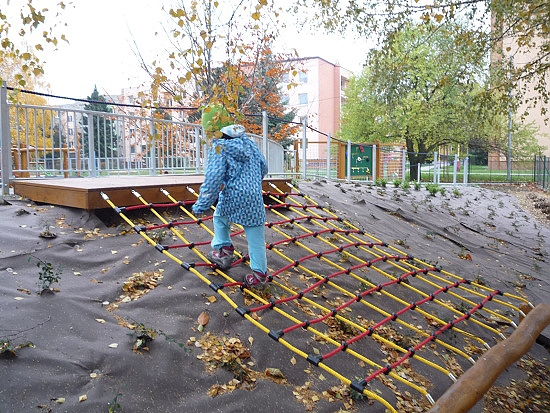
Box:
[0,337,33,357]
[39,220,57,239]
[439,187,446,196]
[108,392,123,413]
[30,255,62,294]
[392,178,402,188]
[413,181,422,191]
[126,319,190,353]
[425,183,439,196]
[401,180,411,190]
[375,178,387,187]
[452,188,462,198]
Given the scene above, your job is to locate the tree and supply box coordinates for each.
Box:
[82,87,118,160]
[296,0,549,119]
[0,1,68,88]
[134,0,299,142]
[340,21,490,178]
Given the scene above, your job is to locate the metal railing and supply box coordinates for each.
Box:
[0,85,287,195]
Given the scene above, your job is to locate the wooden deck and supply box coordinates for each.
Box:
[12,175,291,210]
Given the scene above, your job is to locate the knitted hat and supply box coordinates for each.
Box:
[201,104,232,137]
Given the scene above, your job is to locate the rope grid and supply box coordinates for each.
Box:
[101,181,533,412]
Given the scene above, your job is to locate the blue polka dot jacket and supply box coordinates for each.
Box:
[192,125,268,226]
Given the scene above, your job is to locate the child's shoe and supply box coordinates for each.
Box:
[208,245,234,270]
[243,270,268,287]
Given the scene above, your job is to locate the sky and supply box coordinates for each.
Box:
[9,1,373,101]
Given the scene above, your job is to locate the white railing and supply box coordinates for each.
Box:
[0,86,287,195]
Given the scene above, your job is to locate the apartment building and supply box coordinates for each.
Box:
[280,57,352,161]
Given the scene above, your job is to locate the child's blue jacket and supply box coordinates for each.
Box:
[192,125,268,226]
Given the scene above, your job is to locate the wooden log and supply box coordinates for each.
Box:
[429,302,550,413]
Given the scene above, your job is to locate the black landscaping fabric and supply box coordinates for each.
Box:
[1,180,549,413]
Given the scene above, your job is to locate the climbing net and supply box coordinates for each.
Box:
[101,181,533,412]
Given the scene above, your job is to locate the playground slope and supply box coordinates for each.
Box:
[0,180,548,413]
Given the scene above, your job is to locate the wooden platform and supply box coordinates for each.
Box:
[12,175,291,210]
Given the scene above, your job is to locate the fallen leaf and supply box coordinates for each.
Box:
[53,398,65,404]
[17,288,31,295]
[95,319,106,324]
[248,336,254,346]
[108,343,118,348]
[265,368,286,379]
[291,357,297,365]
[78,395,87,402]
[197,311,209,327]
[206,295,217,303]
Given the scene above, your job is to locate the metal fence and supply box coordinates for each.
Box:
[0,86,286,195]
[0,85,541,196]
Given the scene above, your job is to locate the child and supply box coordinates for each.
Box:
[192,104,269,287]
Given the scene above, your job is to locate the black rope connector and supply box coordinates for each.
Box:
[209,282,223,292]
[196,218,203,225]
[267,243,274,250]
[324,276,330,283]
[410,302,417,310]
[298,291,304,299]
[155,244,165,252]
[331,309,338,317]
[180,261,192,271]
[236,307,250,317]
[269,299,277,309]
[293,260,300,267]
[133,225,145,233]
[384,364,392,374]
[391,313,398,321]
[188,242,195,249]
[408,347,416,357]
[367,327,374,336]
[316,252,323,258]
[268,329,284,341]
[307,354,323,366]
[355,294,362,302]
[341,341,349,351]
[350,379,366,393]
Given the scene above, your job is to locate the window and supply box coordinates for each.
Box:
[68,128,74,136]
[299,71,308,83]
[281,95,289,106]
[298,93,308,105]
[282,73,290,83]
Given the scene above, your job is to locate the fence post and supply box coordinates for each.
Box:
[87,114,97,177]
[195,127,202,173]
[372,144,377,182]
[301,117,307,180]
[0,83,11,195]
[401,149,406,181]
[346,140,351,182]
[149,121,156,175]
[453,154,458,186]
[463,157,469,185]
[262,111,268,159]
[326,133,331,180]
[433,151,438,184]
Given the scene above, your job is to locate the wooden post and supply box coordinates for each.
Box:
[62,144,69,178]
[429,303,550,413]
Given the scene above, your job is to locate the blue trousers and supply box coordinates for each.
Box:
[211,212,267,274]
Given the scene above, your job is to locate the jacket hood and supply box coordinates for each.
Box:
[213,124,254,163]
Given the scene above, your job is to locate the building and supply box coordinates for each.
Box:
[280,57,352,162]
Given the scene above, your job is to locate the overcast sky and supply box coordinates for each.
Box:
[12,1,372,101]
